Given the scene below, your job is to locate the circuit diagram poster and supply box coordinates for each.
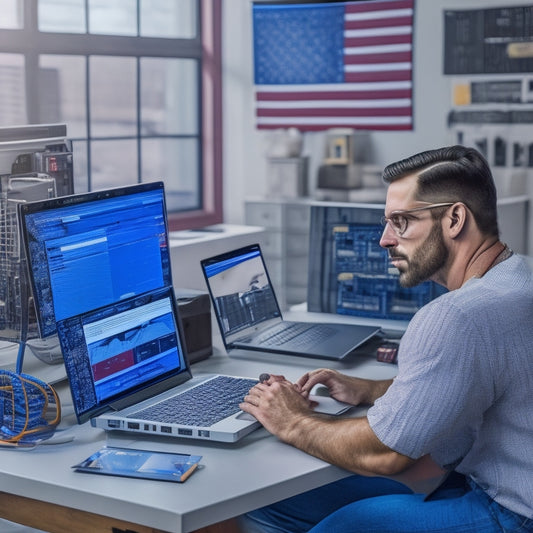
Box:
[444,5,533,74]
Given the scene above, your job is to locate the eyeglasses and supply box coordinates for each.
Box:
[381,202,454,237]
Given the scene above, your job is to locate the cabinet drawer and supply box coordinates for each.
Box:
[245,202,283,228]
[285,233,309,256]
[286,286,308,305]
[285,204,311,230]
[287,263,309,286]
[261,231,283,256]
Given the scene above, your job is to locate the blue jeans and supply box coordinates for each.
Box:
[240,472,533,532]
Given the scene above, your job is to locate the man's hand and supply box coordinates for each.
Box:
[240,373,413,477]
[240,375,317,441]
[297,369,393,406]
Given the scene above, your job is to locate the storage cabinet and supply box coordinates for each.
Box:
[244,198,311,309]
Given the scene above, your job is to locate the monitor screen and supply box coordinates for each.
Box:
[58,286,186,423]
[202,244,281,340]
[307,202,446,321]
[18,181,172,338]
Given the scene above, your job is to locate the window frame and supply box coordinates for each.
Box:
[0,0,222,231]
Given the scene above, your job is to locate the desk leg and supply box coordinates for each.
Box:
[0,492,169,533]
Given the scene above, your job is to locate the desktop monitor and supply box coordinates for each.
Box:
[307,202,446,321]
[18,181,171,338]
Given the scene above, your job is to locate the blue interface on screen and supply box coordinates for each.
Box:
[203,246,282,337]
[22,185,171,338]
[203,249,260,278]
[57,286,183,420]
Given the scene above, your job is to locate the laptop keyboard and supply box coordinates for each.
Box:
[127,375,258,427]
[257,322,336,348]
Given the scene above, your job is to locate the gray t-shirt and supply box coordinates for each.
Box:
[367,253,533,519]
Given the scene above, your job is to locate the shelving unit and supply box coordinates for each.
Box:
[244,198,312,309]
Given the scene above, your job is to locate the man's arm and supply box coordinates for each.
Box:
[241,379,414,476]
[285,410,414,476]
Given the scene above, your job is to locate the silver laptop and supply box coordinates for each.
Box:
[201,243,381,360]
[57,286,261,443]
[19,181,261,443]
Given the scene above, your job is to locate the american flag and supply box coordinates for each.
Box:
[253,0,414,131]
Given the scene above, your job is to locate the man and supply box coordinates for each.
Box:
[238,146,533,532]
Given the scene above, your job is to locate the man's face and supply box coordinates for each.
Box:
[393,220,449,288]
[380,174,449,288]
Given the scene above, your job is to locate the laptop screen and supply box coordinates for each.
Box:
[202,244,282,343]
[18,182,171,337]
[57,286,188,423]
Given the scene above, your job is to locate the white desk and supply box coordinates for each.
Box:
[0,311,442,533]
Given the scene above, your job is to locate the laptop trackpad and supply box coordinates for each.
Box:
[310,394,352,415]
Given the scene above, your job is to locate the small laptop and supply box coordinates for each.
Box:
[201,243,381,360]
[57,285,262,443]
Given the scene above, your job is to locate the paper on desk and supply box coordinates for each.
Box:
[310,395,352,415]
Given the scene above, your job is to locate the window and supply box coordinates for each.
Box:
[0,0,222,230]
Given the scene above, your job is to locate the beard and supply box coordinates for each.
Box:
[392,221,449,288]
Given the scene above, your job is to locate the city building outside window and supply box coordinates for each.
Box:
[0,0,222,230]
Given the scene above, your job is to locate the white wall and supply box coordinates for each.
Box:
[222,0,533,226]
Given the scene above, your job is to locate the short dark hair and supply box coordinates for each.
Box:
[382,145,499,237]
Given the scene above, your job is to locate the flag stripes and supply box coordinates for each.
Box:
[253,0,414,131]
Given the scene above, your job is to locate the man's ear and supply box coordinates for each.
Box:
[445,203,468,238]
